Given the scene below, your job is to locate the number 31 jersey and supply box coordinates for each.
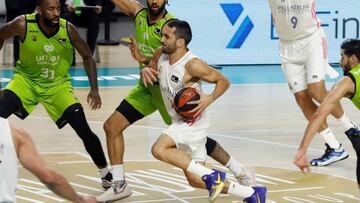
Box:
[269,0,321,41]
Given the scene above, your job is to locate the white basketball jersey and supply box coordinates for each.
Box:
[158,50,205,122]
[269,0,321,40]
[0,118,18,203]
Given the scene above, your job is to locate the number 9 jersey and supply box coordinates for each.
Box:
[268,0,321,41]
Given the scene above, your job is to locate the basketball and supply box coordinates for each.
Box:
[174,87,200,118]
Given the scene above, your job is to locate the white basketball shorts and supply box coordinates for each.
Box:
[279,28,329,94]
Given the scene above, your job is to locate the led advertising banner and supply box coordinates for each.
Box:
[167,1,360,65]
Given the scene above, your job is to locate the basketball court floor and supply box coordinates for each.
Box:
[1,45,359,203]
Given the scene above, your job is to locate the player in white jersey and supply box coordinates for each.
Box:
[0,118,97,203]
[269,0,359,166]
[136,20,266,203]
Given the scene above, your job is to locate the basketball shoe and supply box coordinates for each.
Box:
[345,122,360,153]
[101,171,112,190]
[310,143,348,166]
[236,166,256,187]
[345,122,360,140]
[202,169,226,202]
[243,186,267,203]
[97,180,132,202]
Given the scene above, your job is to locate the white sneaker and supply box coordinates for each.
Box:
[97,180,132,202]
[236,166,256,186]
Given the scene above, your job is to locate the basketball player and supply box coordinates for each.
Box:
[116,20,265,203]
[269,0,358,166]
[0,0,111,189]
[99,0,255,200]
[0,118,97,203]
[295,39,360,189]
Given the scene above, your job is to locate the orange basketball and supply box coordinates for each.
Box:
[174,87,200,118]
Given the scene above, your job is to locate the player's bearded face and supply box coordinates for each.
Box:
[147,0,166,16]
[341,60,352,75]
[41,4,60,27]
[162,40,176,54]
[340,50,352,75]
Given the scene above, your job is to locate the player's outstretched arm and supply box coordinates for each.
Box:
[67,22,101,110]
[295,77,355,171]
[186,59,230,117]
[11,124,97,203]
[0,16,26,51]
[111,0,144,17]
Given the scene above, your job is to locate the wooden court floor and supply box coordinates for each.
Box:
[2,44,359,202]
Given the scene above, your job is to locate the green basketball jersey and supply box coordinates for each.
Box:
[15,13,74,87]
[134,9,176,69]
[348,64,360,109]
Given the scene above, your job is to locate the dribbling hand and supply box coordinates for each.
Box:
[87,89,102,110]
[187,91,213,118]
[294,150,310,174]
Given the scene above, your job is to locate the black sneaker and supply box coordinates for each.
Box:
[101,172,113,190]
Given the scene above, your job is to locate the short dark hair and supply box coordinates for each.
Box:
[37,0,46,6]
[167,20,192,45]
[341,39,360,60]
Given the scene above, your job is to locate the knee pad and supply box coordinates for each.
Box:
[205,137,217,156]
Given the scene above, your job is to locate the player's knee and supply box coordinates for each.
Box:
[103,118,126,138]
[308,88,326,103]
[151,144,165,161]
[294,91,313,107]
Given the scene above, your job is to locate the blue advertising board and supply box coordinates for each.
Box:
[167,1,360,65]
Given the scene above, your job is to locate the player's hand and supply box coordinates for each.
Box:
[87,88,102,110]
[187,91,213,118]
[66,5,76,12]
[141,67,158,87]
[128,36,143,62]
[294,149,310,174]
[94,5,102,14]
[79,195,98,203]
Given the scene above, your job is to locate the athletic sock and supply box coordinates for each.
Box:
[320,128,340,149]
[338,114,355,131]
[225,157,244,177]
[99,167,110,178]
[112,164,124,181]
[187,160,213,177]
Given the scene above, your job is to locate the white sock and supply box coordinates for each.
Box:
[99,167,110,178]
[228,181,254,198]
[225,157,244,177]
[112,165,124,181]
[187,160,213,177]
[319,128,340,149]
[338,114,354,131]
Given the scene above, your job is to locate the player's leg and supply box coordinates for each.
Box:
[0,73,38,119]
[98,84,156,201]
[205,137,255,186]
[153,126,265,202]
[344,127,360,190]
[304,32,352,166]
[41,82,110,189]
[282,61,347,166]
